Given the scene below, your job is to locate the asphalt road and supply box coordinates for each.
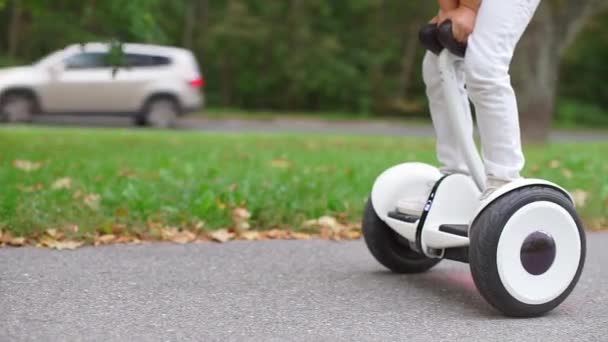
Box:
[28,114,608,142]
[1,233,607,341]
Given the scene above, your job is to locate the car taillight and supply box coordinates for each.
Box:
[189,77,205,88]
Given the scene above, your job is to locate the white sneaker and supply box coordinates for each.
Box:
[396,181,436,217]
[480,177,512,201]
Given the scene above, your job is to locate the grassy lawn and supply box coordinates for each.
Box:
[1,126,607,244]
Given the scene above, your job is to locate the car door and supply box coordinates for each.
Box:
[108,53,173,111]
[102,53,165,112]
[41,51,125,113]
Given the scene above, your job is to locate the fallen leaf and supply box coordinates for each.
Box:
[12,160,42,172]
[549,160,561,169]
[270,158,291,169]
[344,229,362,240]
[216,199,227,210]
[562,169,573,179]
[17,184,44,192]
[54,240,83,250]
[9,236,26,246]
[318,216,339,229]
[232,207,251,231]
[122,237,142,245]
[45,228,58,238]
[232,207,251,221]
[239,231,260,241]
[529,164,540,174]
[290,232,312,240]
[52,177,72,190]
[264,229,289,239]
[66,224,79,233]
[571,189,589,208]
[38,236,82,250]
[118,168,137,178]
[170,230,197,244]
[115,207,129,218]
[192,220,205,231]
[95,234,116,245]
[209,229,235,243]
[83,194,101,210]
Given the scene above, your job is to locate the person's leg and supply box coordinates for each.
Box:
[423,51,473,175]
[465,0,541,184]
[396,51,473,216]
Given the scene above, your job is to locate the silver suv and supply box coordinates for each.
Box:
[0,43,204,127]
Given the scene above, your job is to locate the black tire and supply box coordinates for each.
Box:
[469,186,586,317]
[362,198,441,273]
[0,92,35,123]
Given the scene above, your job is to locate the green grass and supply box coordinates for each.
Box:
[1,126,607,238]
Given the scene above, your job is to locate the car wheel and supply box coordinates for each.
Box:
[0,93,35,123]
[143,98,178,129]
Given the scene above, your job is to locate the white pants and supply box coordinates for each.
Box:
[423,0,541,180]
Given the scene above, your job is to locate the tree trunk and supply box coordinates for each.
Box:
[399,20,422,100]
[511,0,608,142]
[182,0,196,49]
[194,0,209,63]
[511,4,560,143]
[7,0,23,57]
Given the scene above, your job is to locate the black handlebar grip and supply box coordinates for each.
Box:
[437,20,467,58]
[418,23,443,56]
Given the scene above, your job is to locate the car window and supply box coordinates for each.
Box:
[125,54,171,68]
[64,52,108,69]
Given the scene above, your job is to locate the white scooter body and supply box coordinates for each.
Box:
[370,162,573,258]
[370,50,575,259]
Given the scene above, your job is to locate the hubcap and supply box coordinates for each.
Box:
[520,231,556,276]
[496,201,581,305]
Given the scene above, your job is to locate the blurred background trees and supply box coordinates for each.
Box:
[0,0,607,140]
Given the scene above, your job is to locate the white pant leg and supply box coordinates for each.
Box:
[464,0,541,180]
[423,51,473,175]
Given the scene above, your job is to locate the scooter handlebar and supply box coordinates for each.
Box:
[419,20,467,58]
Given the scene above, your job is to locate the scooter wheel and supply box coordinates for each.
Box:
[469,186,586,317]
[362,198,441,273]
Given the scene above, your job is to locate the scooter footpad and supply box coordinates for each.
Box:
[439,224,469,237]
[388,211,419,223]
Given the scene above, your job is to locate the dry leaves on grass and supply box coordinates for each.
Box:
[37,229,82,250]
[161,227,198,244]
[549,159,561,169]
[17,183,44,193]
[270,158,292,169]
[209,229,235,243]
[589,218,608,231]
[0,230,27,247]
[303,215,362,240]
[74,191,102,210]
[232,207,251,232]
[52,177,72,190]
[12,159,42,172]
[1,211,361,249]
[571,189,589,208]
[93,233,141,246]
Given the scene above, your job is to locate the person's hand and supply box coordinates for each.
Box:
[439,6,477,43]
